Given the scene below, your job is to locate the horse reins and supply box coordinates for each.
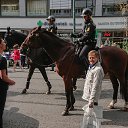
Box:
[27,48,55,67]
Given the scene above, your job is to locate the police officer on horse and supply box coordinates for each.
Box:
[71,8,96,68]
[46,15,57,35]
[46,15,57,71]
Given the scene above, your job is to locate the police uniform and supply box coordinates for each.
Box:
[78,19,96,63]
[46,15,57,35]
[47,24,57,35]
[71,8,96,68]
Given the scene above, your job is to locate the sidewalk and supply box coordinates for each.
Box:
[3,67,128,128]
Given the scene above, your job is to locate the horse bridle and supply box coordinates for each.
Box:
[27,47,54,67]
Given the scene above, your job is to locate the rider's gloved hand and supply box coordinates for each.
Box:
[74,40,79,44]
[79,41,83,45]
[70,33,77,38]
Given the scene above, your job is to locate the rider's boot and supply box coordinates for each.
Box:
[80,58,89,78]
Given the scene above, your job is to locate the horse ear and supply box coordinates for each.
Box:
[7,27,10,32]
[38,26,41,30]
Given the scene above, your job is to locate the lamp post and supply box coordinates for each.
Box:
[73,0,76,34]
[86,0,87,8]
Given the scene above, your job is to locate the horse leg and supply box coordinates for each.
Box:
[69,82,76,111]
[118,75,128,111]
[38,66,52,94]
[21,64,35,94]
[62,76,75,116]
[72,78,77,91]
[108,73,119,109]
[124,70,128,110]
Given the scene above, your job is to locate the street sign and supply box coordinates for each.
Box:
[37,20,43,27]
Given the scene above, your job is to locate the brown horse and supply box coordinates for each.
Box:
[21,27,128,115]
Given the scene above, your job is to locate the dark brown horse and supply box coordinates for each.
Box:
[4,28,53,94]
[21,27,128,115]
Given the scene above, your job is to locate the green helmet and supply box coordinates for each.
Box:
[81,8,92,16]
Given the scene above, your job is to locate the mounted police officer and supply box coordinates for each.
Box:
[71,8,96,68]
[46,15,57,35]
[46,15,58,71]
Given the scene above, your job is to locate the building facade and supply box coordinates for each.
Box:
[0,0,127,44]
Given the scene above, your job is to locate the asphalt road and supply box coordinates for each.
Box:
[3,67,128,128]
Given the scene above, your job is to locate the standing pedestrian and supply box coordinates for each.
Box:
[46,15,57,71]
[0,37,15,128]
[82,50,104,108]
[20,46,27,68]
[104,38,110,46]
[12,44,22,72]
[81,50,104,128]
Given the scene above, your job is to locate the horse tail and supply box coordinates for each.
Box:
[120,54,128,99]
[124,54,128,100]
[126,54,128,88]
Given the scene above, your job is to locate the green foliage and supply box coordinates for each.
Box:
[123,39,128,53]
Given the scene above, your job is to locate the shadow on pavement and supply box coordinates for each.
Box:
[3,107,39,128]
[102,109,128,127]
[7,91,21,97]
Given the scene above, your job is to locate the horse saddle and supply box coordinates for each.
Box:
[74,44,100,64]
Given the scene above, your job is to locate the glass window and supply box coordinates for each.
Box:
[1,0,19,16]
[50,0,71,9]
[27,0,47,16]
[102,0,128,16]
[86,0,96,15]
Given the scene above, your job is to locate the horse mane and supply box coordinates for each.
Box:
[46,31,69,42]
[32,27,73,46]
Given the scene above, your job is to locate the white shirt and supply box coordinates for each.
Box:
[82,62,104,104]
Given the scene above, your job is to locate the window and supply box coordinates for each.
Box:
[27,0,47,16]
[1,0,19,16]
[102,0,128,16]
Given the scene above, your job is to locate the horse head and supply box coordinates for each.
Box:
[4,27,27,49]
[22,27,47,49]
[22,26,74,62]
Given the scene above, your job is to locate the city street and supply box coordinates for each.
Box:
[3,67,128,128]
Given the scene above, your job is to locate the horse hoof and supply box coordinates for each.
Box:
[46,91,51,95]
[21,89,27,94]
[108,105,114,109]
[61,110,69,116]
[69,106,74,111]
[122,107,128,111]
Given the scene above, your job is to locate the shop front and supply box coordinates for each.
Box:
[0,16,127,45]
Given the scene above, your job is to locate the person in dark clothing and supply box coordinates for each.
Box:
[46,15,57,35]
[46,15,57,71]
[71,8,96,68]
[0,37,15,128]
[20,46,27,68]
